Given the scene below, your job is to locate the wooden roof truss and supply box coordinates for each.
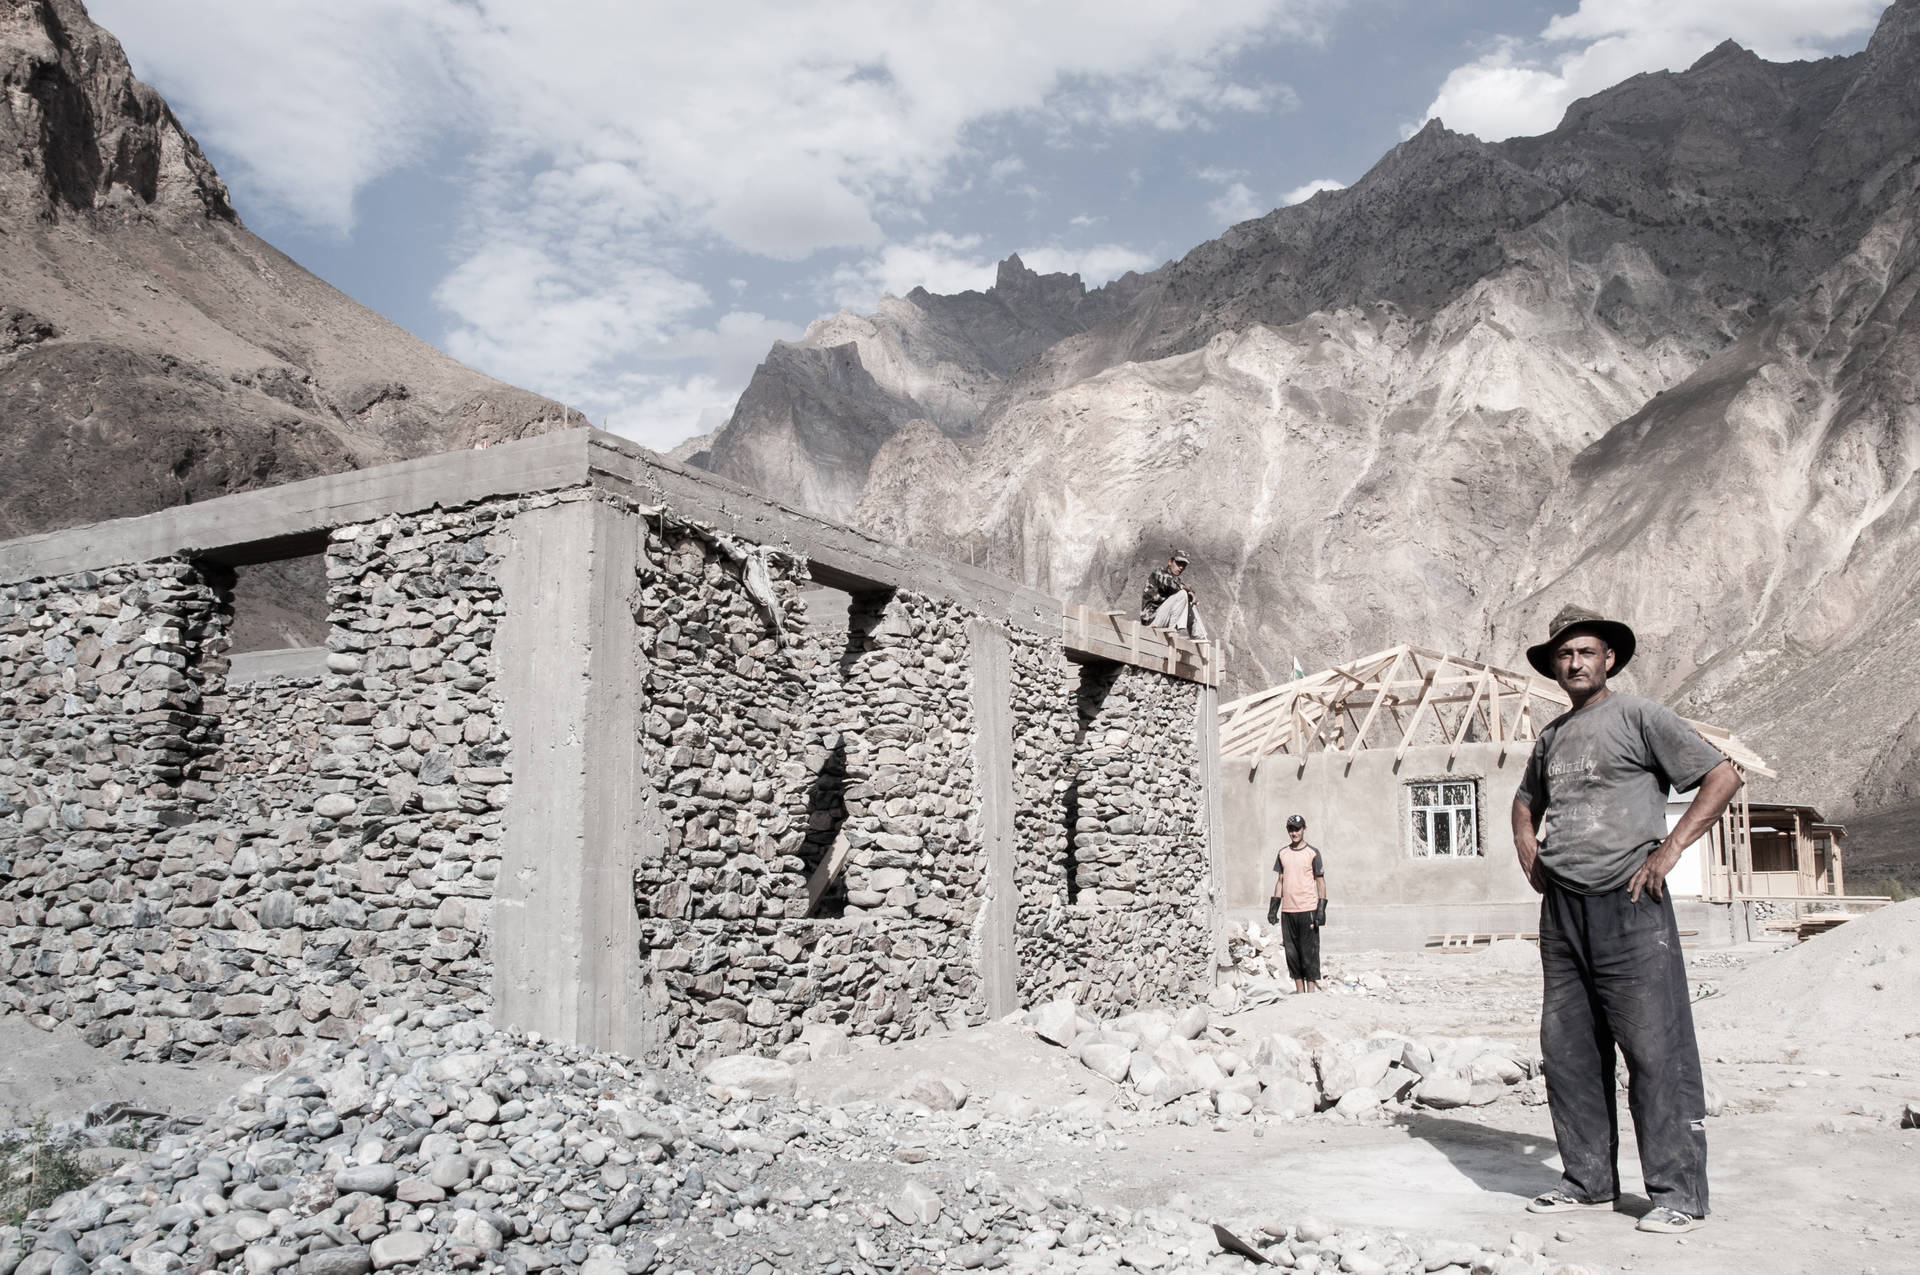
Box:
[1219,644,1771,775]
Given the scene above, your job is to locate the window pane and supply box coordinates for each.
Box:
[1434,812,1452,856]
[1454,809,1475,855]
[1411,808,1429,855]
[1445,783,1471,806]
[1412,784,1437,807]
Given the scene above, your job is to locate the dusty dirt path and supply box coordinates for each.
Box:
[795,947,1920,1274]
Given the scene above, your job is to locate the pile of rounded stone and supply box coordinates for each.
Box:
[0,996,1610,1275]
[1021,998,1543,1121]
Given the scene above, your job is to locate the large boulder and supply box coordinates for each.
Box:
[1030,999,1081,1047]
[700,1054,796,1098]
[1079,1042,1133,1083]
[1252,1033,1316,1086]
[1110,1011,1174,1050]
[898,1072,967,1111]
[1258,1077,1319,1119]
[1413,1071,1472,1109]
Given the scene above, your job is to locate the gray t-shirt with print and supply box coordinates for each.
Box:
[1514,692,1727,895]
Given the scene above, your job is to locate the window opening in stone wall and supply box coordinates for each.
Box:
[1064,660,1120,904]
[227,553,330,654]
[1409,779,1480,857]
[795,584,890,918]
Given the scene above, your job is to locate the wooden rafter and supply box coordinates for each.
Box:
[1343,647,1408,759]
[1394,656,1449,762]
[1220,641,1774,777]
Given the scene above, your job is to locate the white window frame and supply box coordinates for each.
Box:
[1408,779,1481,859]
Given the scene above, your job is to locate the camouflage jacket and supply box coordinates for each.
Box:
[1139,569,1185,622]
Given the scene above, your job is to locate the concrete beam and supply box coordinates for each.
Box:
[0,430,594,585]
[585,432,1063,637]
[227,647,328,684]
[967,619,1020,1018]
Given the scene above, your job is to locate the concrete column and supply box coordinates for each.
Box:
[966,618,1020,1017]
[1197,684,1229,984]
[493,499,661,1057]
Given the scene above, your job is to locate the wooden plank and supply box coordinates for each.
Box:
[1447,670,1489,763]
[805,832,856,915]
[1395,657,1449,762]
[1344,647,1407,758]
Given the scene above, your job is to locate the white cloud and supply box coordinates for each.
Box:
[1282,178,1346,204]
[1021,244,1158,283]
[1207,181,1266,224]
[829,234,1157,310]
[829,233,999,308]
[92,0,460,233]
[1421,0,1885,142]
[96,0,1341,449]
[603,375,743,453]
[1196,165,1250,184]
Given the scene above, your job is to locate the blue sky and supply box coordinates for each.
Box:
[92,0,1885,450]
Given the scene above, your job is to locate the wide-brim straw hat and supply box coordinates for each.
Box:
[1526,604,1637,679]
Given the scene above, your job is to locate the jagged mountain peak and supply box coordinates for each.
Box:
[0,0,566,567]
[1688,38,1760,72]
[0,0,234,221]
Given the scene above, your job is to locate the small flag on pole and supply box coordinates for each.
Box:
[1291,655,1305,680]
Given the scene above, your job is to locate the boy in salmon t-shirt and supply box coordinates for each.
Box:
[1266,813,1328,992]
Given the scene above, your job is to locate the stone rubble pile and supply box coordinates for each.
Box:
[1219,925,1395,1000]
[1020,996,1543,1121]
[0,1000,1609,1275]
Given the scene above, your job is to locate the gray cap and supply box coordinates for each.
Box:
[1286,814,1306,831]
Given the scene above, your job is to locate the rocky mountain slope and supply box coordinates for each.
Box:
[0,0,565,589]
[699,2,1920,836]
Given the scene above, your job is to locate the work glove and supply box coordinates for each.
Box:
[1314,901,1327,928]
[1266,897,1281,926]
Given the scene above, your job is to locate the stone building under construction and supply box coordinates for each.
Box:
[0,430,1225,1066]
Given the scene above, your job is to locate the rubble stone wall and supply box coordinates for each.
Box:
[1051,665,1213,1016]
[633,538,994,1060]
[1006,631,1078,1003]
[0,497,529,1065]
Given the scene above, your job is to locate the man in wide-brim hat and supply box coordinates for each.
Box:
[1510,605,1743,1237]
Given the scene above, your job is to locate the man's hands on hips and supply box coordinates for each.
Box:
[1627,839,1683,903]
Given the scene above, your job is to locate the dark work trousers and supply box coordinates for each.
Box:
[1538,878,1708,1217]
[1281,911,1320,982]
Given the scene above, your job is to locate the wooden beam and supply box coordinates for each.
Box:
[1395,657,1449,762]
[1246,692,1298,772]
[1345,647,1407,758]
[1447,670,1489,763]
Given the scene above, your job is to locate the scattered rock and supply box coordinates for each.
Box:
[889,1181,943,1226]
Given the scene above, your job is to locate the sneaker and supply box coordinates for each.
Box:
[1527,1190,1614,1214]
[1636,1207,1704,1234]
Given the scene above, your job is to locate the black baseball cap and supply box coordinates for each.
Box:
[1286,814,1306,830]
